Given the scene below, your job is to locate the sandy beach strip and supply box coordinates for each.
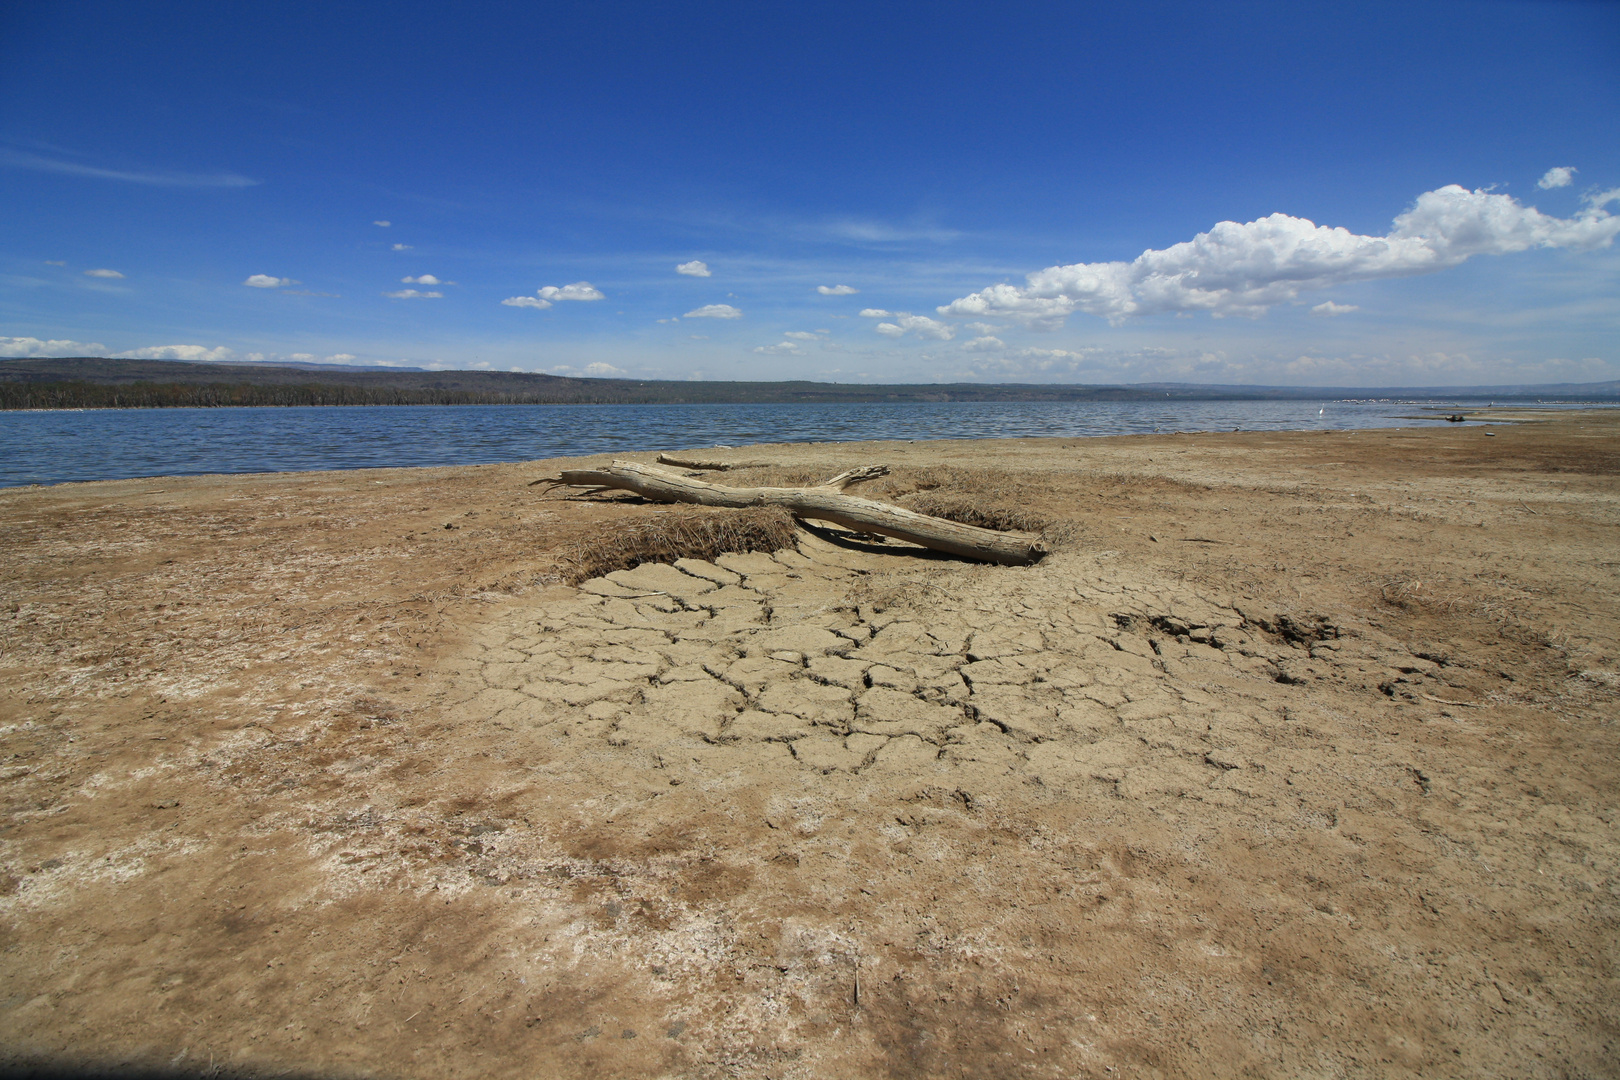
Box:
[0,410,1616,1078]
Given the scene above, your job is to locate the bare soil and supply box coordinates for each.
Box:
[1,411,1617,1079]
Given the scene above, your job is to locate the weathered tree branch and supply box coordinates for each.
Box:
[817,464,889,490]
[652,456,887,492]
[541,460,1046,566]
[655,454,775,471]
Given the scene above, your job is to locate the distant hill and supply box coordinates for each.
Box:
[2,357,1618,409]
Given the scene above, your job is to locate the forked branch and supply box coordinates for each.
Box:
[541,460,1045,566]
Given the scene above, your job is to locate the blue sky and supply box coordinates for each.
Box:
[2,0,1617,386]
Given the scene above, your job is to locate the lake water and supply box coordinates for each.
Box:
[0,398,1518,487]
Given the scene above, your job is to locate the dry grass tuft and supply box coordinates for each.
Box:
[901,465,976,493]
[718,465,833,488]
[1377,576,1469,614]
[558,506,798,583]
[903,492,1052,535]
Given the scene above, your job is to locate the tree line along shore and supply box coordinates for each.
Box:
[4,357,1618,409]
[0,379,612,409]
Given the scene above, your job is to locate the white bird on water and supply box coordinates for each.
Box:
[1319,407,1325,416]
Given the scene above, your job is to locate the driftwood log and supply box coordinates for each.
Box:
[655,453,775,470]
[543,460,1047,566]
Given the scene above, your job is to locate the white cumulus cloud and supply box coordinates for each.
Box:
[941,183,1620,327]
[244,274,295,288]
[858,308,893,318]
[537,282,606,301]
[584,362,625,376]
[684,304,742,319]
[753,342,806,355]
[328,353,357,362]
[0,336,109,357]
[963,335,1005,351]
[402,274,441,285]
[872,313,954,340]
[84,268,124,278]
[124,345,236,362]
[676,260,711,277]
[817,284,858,295]
[1310,301,1359,317]
[782,331,819,340]
[502,296,552,309]
[385,289,443,299]
[1538,167,1576,190]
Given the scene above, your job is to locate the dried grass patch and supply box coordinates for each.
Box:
[902,492,1052,535]
[558,506,798,583]
[718,465,834,488]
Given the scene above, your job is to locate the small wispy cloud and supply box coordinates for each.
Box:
[873,313,954,340]
[538,282,606,301]
[858,308,892,318]
[505,282,603,308]
[392,243,413,251]
[543,362,628,377]
[385,289,443,299]
[810,219,960,245]
[1538,166,1576,190]
[84,268,124,279]
[44,260,66,267]
[0,148,259,188]
[123,345,236,362]
[753,341,806,356]
[782,331,819,340]
[963,335,1005,351]
[817,284,858,295]
[684,304,742,319]
[0,335,109,358]
[402,274,441,285]
[676,260,711,277]
[1310,301,1359,317]
[374,220,392,227]
[244,274,296,288]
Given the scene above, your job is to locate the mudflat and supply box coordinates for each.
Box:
[1,411,1616,1079]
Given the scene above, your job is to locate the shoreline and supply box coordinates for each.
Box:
[2,414,1616,1077]
[5,399,1619,415]
[1,404,1603,491]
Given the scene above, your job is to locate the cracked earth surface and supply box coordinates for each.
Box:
[467,541,1453,801]
[1,413,1617,1079]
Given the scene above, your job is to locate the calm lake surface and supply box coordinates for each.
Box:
[0,399,1511,487]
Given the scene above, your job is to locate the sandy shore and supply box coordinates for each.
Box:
[1,411,1617,1078]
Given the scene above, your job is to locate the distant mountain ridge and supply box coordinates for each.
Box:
[2,357,1618,408]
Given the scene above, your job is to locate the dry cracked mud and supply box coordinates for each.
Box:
[1,412,1617,1079]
